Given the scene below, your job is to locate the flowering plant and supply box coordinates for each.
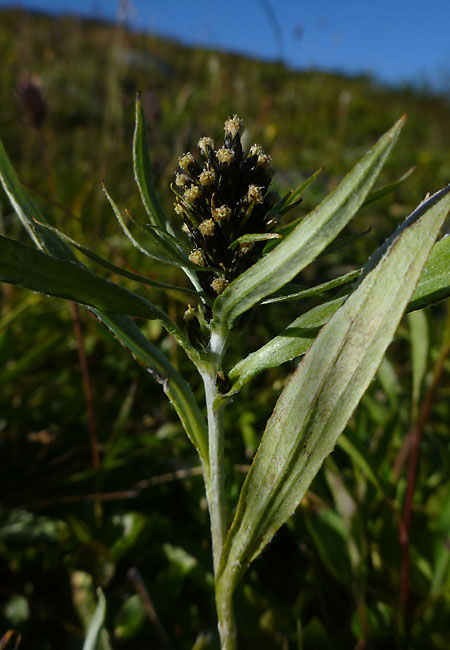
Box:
[1,99,450,649]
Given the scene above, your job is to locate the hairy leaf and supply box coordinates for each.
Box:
[0,234,172,322]
[103,184,200,270]
[35,221,198,297]
[213,117,405,329]
[98,313,208,465]
[229,230,450,395]
[217,185,450,596]
[0,137,207,457]
[227,298,345,396]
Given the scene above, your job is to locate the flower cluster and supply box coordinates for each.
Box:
[172,115,278,298]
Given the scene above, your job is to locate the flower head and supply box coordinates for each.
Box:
[224,114,243,138]
[172,115,277,299]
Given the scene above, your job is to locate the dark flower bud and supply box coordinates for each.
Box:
[172,114,278,299]
[216,370,231,394]
[184,305,207,349]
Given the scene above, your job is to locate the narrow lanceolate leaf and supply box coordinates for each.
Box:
[261,269,360,305]
[228,228,450,395]
[0,235,192,347]
[217,185,450,596]
[133,95,167,230]
[0,138,206,454]
[212,117,406,329]
[229,232,282,250]
[362,166,415,207]
[35,221,199,297]
[279,167,324,216]
[98,313,208,465]
[407,234,450,310]
[227,298,345,396]
[82,589,107,650]
[0,138,71,259]
[103,184,199,270]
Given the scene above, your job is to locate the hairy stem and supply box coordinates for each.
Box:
[203,367,226,575]
[201,327,237,649]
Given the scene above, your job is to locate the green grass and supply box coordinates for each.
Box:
[1,7,450,649]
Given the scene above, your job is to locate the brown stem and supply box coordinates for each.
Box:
[399,336,450,618]
[127,567,172,650]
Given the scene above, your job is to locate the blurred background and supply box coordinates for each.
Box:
[1,1,450,648]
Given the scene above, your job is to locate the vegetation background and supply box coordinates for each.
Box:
[1,7,450,649]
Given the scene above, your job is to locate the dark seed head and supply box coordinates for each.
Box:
[172,115,276,298]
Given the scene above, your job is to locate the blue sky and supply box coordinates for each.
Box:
[2,0,450,86]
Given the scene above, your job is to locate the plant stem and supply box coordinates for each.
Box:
[203,366,226,575]
[216,587,237,650]
[201,328,237,649]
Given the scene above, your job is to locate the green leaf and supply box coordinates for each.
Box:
[133,94,167,230]
[103,184,200,270]
[35,220,199,297]
[82,589,107,650]
[227,297,345,396]
[0,234,171,322]
[407,234,450,310]
[0,137,207,458]
[216,184,450,597]
[0,138,72,259]
[262,169,324,254]
[228,232,282,250]
[279,167,324,216]
[318,228,371,259]
[212,117,406,329]
[228,229,450,395]
[98,313,208,465]
[337,433,385,495]
[261,269,359,305]
[362,166,415,206]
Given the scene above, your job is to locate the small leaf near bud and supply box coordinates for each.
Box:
[216,148,235,165]
[183,304,197,321]
[199,219,215,236]
[183,305,207,349]
[189,249,205,266]
[216,369,231,394]
[211,278,229,294]
[224,115,243,138]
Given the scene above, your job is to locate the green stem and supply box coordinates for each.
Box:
[216,586,236,650]
[203,366,226,575]
[201,327,237,649]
